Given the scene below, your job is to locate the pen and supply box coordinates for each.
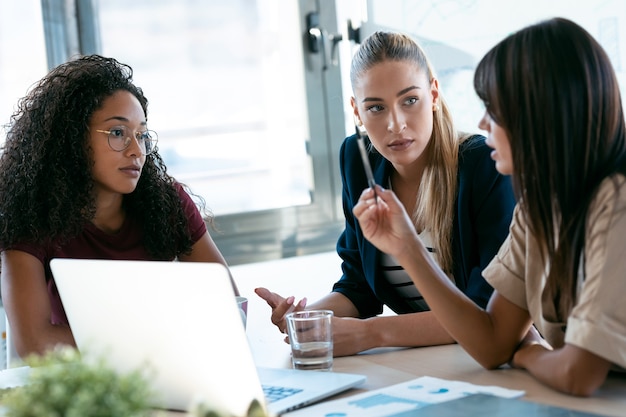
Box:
[354,125,378,200]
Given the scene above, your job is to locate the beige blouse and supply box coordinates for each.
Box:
[483,175,626,369]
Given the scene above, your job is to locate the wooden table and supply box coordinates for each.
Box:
[161,251,626,416]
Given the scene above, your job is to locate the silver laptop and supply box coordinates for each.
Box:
[50,258,365,416]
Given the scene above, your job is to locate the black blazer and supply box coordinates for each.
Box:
[333,134,516,317]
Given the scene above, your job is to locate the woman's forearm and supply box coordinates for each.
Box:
[367,311,455,348]
[306,292,360,317]
[14,323,76,358]
[331,311,455,357]
[395,239,530,368]
[513,343,612,396]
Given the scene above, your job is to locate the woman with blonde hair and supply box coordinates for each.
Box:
[257,31,515,356]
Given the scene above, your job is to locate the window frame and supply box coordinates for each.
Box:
[41,0,348,265]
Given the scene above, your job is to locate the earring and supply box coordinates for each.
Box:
[433,103,440,111]
[356,119,363,127]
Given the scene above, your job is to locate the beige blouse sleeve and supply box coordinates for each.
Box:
[566,176,626,369]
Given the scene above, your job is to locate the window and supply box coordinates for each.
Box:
[0,0,47,137]
[96,0,313,216]
[362,0,626,133]
[91,0,347,263]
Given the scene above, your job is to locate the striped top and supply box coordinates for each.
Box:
[380,229,451,312]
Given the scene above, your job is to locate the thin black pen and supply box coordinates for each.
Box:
[354,124,378,200]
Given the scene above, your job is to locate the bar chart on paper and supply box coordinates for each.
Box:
[284,376,524,416]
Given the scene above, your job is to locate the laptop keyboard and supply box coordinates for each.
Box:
[262,385,303,403]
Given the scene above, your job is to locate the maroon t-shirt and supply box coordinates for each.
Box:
[10,184,207,325]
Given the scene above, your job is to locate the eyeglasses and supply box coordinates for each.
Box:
[95,126,158,155]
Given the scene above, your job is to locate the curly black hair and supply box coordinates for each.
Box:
[0,54,205,259]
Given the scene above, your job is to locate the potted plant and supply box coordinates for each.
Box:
[0,347,155,416]
[0,347,270,417]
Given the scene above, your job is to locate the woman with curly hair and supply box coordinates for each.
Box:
[0,55,237,357]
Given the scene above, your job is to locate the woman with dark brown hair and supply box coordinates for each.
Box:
[353,17,626,396]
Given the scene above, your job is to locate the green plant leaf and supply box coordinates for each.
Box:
[2,347,155,417]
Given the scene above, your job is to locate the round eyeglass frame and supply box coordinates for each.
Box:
[94,128,158,155]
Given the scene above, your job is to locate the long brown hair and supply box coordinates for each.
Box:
[350,31,466,275]
[474,18,626,319]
